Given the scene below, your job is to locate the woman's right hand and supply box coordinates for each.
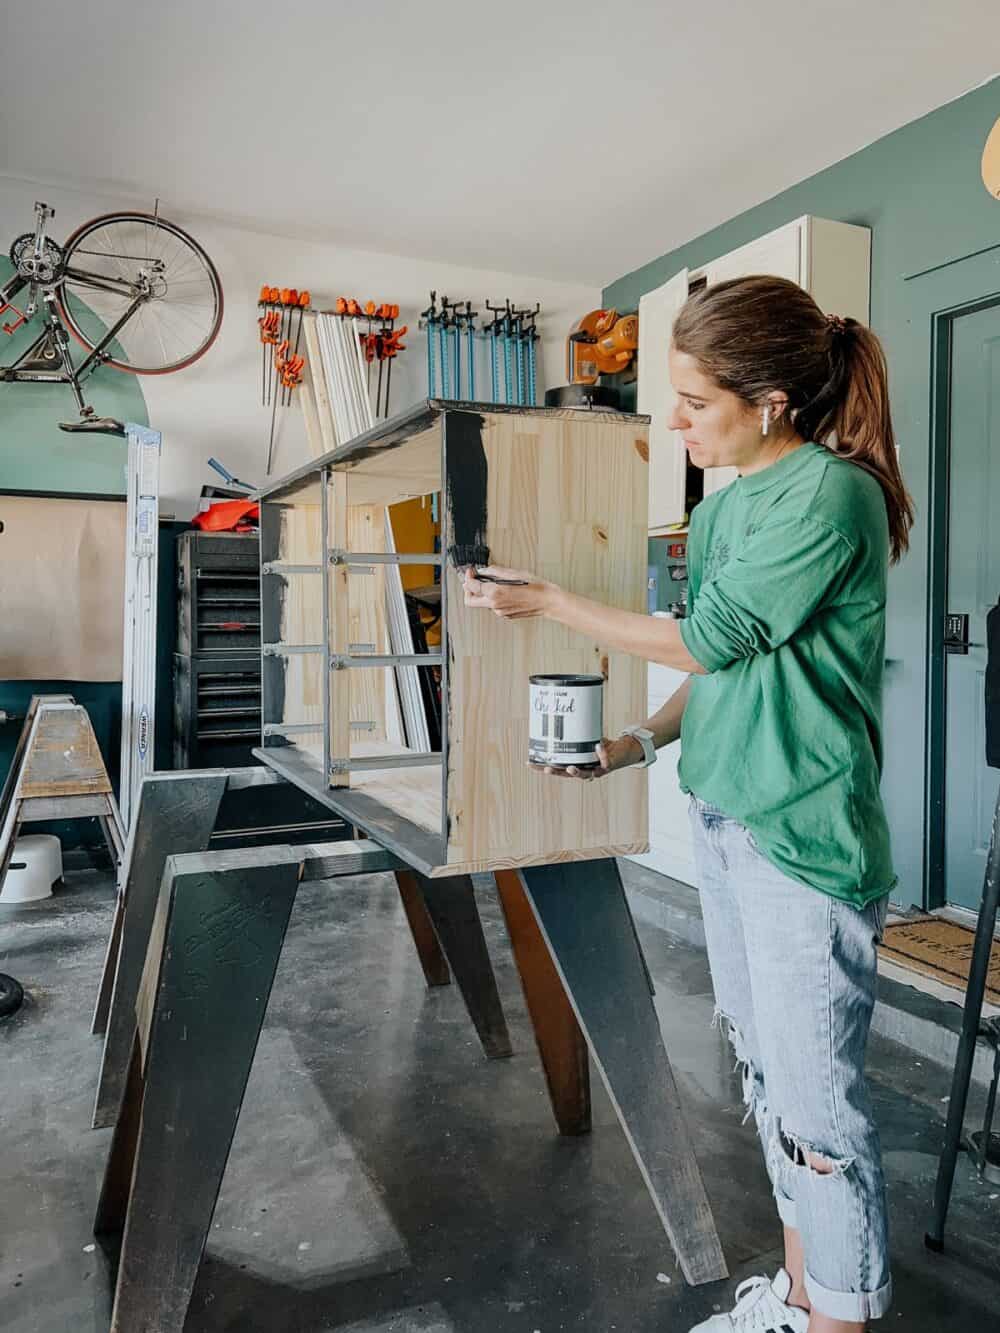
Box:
[532,734,645,781]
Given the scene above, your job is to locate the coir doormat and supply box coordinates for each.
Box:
[879,916,1000,1005]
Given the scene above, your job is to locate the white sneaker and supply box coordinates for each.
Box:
[689,1269,809,1332]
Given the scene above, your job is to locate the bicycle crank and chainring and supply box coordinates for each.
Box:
[10,233,64,284]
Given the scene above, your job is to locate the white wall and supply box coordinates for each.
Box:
[0,177,600,514]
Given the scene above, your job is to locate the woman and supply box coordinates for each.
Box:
[463,274,914,1333]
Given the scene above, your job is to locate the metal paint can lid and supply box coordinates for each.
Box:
[529,673,604,686]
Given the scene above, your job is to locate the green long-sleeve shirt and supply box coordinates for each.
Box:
[678,442,896,908]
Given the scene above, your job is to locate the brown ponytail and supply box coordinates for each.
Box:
[672,275,915,563]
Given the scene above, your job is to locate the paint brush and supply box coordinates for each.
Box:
[448,551,530,586]
[470,570,530,585]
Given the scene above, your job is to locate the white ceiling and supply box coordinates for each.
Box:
[3,2,998,286]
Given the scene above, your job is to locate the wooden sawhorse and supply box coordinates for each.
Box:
[0,695,125,892]
[94,777,726,1332]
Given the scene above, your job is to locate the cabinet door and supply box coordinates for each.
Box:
[700,220,805,498]
[701,218,803,288]
[639,269,690,532]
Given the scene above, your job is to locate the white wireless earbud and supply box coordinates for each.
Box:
[761,405,770,436]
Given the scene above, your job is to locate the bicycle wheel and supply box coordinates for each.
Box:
[56,211,223,374]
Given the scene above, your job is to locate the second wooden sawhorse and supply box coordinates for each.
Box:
[93,770,726,1332]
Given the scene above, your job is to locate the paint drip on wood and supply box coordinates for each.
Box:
[444,411,490,569]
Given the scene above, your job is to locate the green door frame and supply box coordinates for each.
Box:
[902,244,1000,910]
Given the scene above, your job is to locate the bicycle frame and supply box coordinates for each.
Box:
[1,206,154,417]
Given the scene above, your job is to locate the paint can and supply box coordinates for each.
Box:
[529,674,604,768]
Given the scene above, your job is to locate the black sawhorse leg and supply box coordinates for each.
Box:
[406,869,513,1059]
[92,772,230,1127]
[518,857,727,1286]
[926,794,1000,1251]
[96,846,303,1332]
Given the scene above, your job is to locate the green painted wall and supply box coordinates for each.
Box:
[0,264,149,847]
[604,78,1000,909]
[0,257,147,495]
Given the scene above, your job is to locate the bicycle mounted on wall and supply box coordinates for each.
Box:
[0,201,223,432]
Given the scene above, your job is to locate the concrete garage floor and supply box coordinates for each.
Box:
[2,862,999,1333]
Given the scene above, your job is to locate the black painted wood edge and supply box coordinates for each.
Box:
[253,747,447,877]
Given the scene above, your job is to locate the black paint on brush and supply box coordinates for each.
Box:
[444,410,490,569]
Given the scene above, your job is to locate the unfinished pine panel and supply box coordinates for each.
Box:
[339,425,440,507]
[348,740,442,834]
[345,494,390,745]
[260,482,327,764]
[444,409,648,873]
[267,485,324,705]
[276,481,323,557]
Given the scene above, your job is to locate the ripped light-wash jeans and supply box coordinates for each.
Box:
[689,796,892,1324]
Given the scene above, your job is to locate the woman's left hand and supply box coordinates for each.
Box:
[462,565,556,619]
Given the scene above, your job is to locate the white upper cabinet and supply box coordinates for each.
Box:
[701,216,803,288]
[643,215,871,530]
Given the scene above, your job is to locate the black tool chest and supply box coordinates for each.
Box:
[175,531,261,657]
[172,530,349,845]
[173,532,262,766]
[172,649,262,768]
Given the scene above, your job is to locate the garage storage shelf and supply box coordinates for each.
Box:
[255,398,651,878]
